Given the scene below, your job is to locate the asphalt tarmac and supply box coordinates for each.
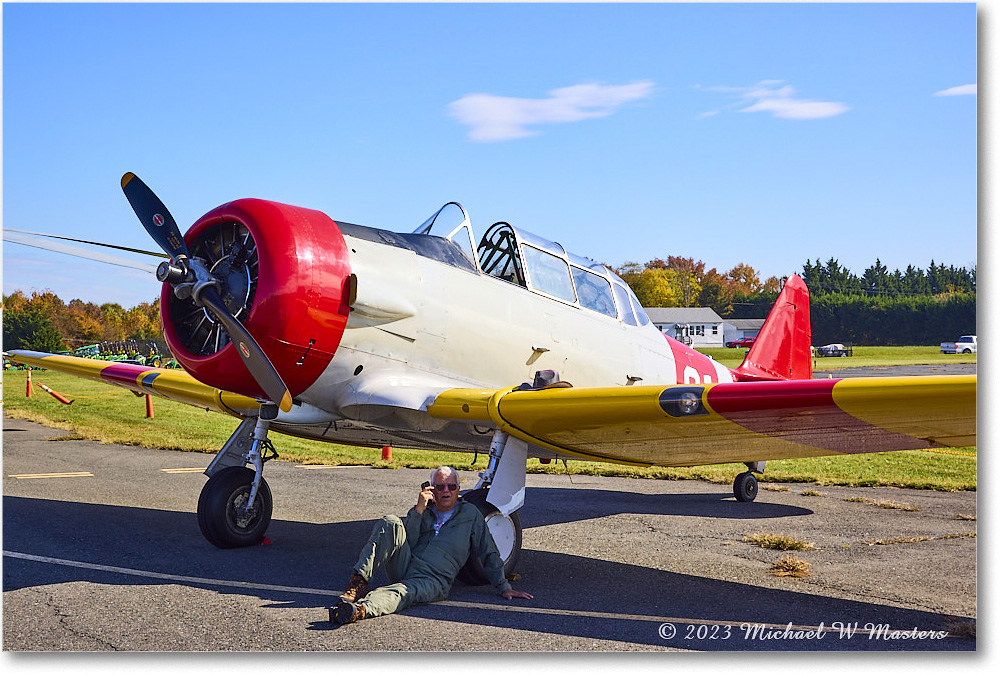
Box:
[3,404,977,654]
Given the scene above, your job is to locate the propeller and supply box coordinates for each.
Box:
[120,172,293,412]
[121,172,190,265]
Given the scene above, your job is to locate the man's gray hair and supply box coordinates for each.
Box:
[431,465,459,485]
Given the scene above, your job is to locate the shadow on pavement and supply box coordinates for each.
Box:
[3,495,972,651]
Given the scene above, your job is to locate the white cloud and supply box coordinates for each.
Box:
[700,80,849,121]
[934,84,977,97]
[448,81,655,142]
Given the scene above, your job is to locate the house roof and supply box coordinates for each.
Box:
[725,318,766,330]
[645,307,724,324]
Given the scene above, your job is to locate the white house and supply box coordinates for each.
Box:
[645,307,725,348]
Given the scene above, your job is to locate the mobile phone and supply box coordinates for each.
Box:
[421,481,434,504]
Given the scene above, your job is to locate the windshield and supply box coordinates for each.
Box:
[413,202,478,268]
[414,202,469,236]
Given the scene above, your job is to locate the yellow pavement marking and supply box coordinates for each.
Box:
[161,468,208,474]
[8,472,94,479]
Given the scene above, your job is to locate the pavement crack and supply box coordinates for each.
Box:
[31,586,122,651]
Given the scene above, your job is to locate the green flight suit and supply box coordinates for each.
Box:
[351,500,512,618]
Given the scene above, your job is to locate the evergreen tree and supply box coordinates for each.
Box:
[861,259,889,296]
[3,305,66,352]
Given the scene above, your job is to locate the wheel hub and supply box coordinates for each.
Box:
[232,491,258,530]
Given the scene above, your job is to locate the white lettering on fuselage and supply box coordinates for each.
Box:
[683,366,715,385]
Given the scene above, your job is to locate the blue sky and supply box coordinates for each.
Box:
[2,2,979,308]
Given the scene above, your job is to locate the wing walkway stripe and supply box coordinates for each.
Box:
[1,550,937,637]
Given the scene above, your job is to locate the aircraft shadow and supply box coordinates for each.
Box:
[3,496,973,651]
[518,486,812,528]
[416,546,974,651]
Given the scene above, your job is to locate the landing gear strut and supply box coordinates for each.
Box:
[198,403,279,548]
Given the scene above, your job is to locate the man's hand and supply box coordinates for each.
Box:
[415,485,435,514]
[502,589,533,600]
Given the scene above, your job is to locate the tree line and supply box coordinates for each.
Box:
[3,290,164,354]
[615,257,975,311]
[613,257,976,346]
[612,256,781,316]
[800,258,975,297]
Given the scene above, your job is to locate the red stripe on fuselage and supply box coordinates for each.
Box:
[706,379,928,453]
[665,335,722,384]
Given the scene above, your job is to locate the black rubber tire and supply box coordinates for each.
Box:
[197,466,272,548]
[456,488,522,585]
[733,471,759,502]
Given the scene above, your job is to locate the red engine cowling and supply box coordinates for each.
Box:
[160,198,352,402]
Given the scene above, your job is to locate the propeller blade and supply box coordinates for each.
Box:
[199,285,294,412]
[121,172,190,262]
[5,228,168,258]
[3,229,160,274]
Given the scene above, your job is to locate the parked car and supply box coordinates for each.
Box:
[941,335,977,354]
[815,343,852,357]
[725,336,756,348]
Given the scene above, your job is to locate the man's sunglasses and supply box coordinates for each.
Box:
[433,483,458,492]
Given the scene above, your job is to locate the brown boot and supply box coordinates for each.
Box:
[329,599,367,625]
[340,573,369,602]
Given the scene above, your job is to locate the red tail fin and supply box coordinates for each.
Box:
[731,274,812,381]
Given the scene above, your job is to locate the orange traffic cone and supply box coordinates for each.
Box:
[26,368,33,397]
[38,383,73,405]
[145,394,155,418]
[381,446,393,461]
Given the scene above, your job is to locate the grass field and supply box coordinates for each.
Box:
[1,349,976,491]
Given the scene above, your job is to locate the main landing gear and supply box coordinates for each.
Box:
[457,430,527,585]
[198,404,279,548]
[457,487,522,584]
[733,461,765,502]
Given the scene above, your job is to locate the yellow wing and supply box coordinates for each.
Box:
[7,350,261,417]
[428,376,976,467]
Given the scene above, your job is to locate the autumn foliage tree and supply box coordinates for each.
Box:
[3,290,164,353]
[614,258,777,315]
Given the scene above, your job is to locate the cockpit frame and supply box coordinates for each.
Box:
[414,203,651,327]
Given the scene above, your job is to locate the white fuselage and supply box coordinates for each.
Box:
[274,225,732,452]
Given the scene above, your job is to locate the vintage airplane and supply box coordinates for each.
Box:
[5,173,976,582]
